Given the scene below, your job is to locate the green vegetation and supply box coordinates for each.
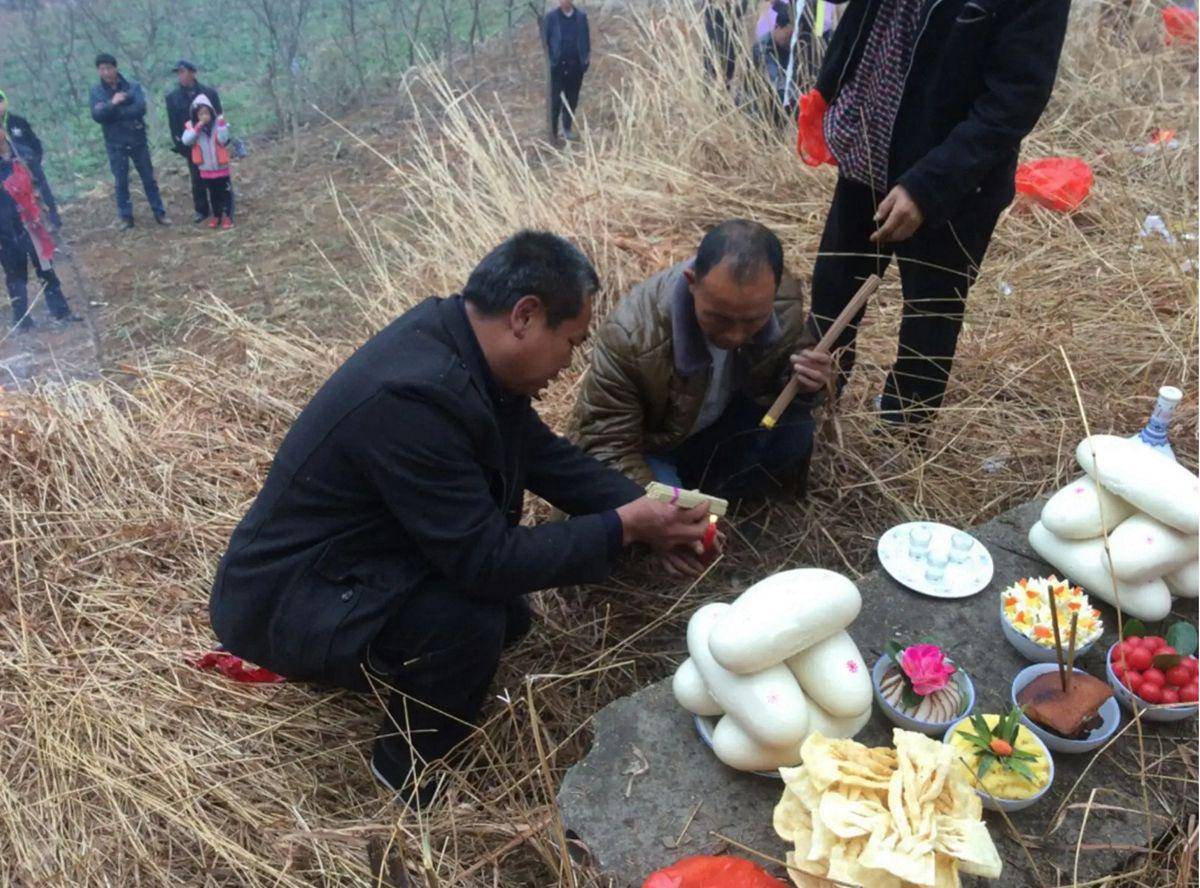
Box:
[0,0,531,197]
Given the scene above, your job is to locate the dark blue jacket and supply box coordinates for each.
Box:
[544,6,591,69]
[209,295,641,690]
[4,114,43,163]
[89,75,150,146]
[817,0,1070,226]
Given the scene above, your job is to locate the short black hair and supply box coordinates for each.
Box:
[693,219,784,287]
[462,231,599,327]
[95,52,118,68]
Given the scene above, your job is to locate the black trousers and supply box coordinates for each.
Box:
[1,234,71,322]
[187,158,236,220]
[548,62,584,137]
[367,586,531,793]
[203,176,231,220]
[810,176,1005,421]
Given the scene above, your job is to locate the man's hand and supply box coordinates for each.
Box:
[789,348,834,393]
[871,185,923,244]
[111,91,128,105]
[616,497,710,551]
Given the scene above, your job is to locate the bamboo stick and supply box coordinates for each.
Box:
[1047,585,1068,693]
[760,274,881,429]
[1064,612,1080,694]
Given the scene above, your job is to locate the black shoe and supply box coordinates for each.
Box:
[120,217,135,230]
[12,317,35,334]
[563,126,579,142]
[370,744,438,808]
[193,212,209,224]
[53,313,84,326]
[154,213,172,226]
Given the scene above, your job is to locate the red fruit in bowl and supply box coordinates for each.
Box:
[1143,635,1166,650]
[1181,684,1199,704]
[1143,667,1166,686]
[1157,645,1178,657]
[1185,657,1199,673]
[1127,648,1153,671]
[1126,673,1144,694]
[1165,665,1191,687]
[1138,683,1164,704]
[1161,687,1181,705]
[1112,662,1126,681]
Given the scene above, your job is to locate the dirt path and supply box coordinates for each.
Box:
[0,17,596,389]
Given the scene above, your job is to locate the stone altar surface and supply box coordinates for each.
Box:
[559,501,1196,886]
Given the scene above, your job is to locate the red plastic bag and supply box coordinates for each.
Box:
[643,855,788,888]
[1014,157,1093,212]
[194,650,286,684]
[796,89,836,168]
[1163,6,1198,45]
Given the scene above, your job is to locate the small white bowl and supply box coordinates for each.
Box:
[1105,643,1199,723]
[1010,663,1120,753]
[943,717,1055,812]
[999,600,1097,663]
[872,655,974,736]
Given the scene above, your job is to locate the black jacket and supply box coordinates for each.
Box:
[209,295,642,690]
[817,0,1070,226]
[4,114,42,163]
[89,75,151,146]
[166,82,222,156]
[544,7,591,69]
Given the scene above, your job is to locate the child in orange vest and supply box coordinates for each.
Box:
[180,94,232,229]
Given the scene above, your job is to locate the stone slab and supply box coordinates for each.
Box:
[560,501,1196,886]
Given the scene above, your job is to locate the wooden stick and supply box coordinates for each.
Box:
[1047,585,1068,693]
[760,274,881,429]
[1065,612,1080,694]
[645,481,729,517]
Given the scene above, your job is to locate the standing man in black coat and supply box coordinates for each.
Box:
[808,0,1070,424]
[89,53,169,229]
[209,231,714,801]
[0,90,61,230]
[543,0,591,142]
[165,61,231,224]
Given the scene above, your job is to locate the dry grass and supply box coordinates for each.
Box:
[1,1,1197,885]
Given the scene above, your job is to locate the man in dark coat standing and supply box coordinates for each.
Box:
[165,60,231,224]
[809,0,1070,424]
[89,53,168,229]
[0,90,61,230]
[543,0,591,142]
[209,231,713,801]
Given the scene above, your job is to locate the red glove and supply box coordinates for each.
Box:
[796,89,836,168]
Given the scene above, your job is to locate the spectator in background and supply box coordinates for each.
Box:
[165,61,231,224]
[752,2,799,126]
[0,90,62,231]
[180,95,233,230]
[89,53,169,230]
[809,0,1069,424]
[704,0,751,85]
[543,0,590,143]
[0,125,80,332]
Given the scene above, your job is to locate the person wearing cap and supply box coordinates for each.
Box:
[0,90,62,230]
[88,52,169,229]
[165,61,231,224]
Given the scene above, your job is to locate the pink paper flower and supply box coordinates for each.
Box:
[900,644,956,696]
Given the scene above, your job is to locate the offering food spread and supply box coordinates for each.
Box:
[1031,434,1200,620]
[673,569,872,771]
[773,730,1003,887]
[945,710,1052,802]
[1001,577,1103,651]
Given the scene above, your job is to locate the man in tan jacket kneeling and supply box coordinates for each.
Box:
[574,220,831,565]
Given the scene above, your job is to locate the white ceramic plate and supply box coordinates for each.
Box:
[877,521,994,599]
[692,715,782,780]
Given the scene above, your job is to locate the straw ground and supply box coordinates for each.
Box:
[0,1,1196,885]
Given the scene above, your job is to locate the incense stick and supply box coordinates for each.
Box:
[1047,586,1068,693]
[1064,612,1080,694]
